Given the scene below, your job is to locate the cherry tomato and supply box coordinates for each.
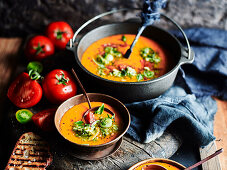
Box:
[46,21,73,50]
[7,72,42,108]
[42,69,77,104]
[32,108,56,131]
[84,112,95,124]
[25,35,55,60]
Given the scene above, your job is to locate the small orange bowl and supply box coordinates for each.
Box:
[128,158,186,170]
[54,93,130,160]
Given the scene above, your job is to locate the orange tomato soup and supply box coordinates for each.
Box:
[60,102,122,145]
[81,34,173,82]
[135,162,181,170]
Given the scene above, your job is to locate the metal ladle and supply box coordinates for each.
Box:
[71,68,115,118]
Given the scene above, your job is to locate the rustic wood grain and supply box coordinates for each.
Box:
[213,98,227,170]
[0,38,22,124]
[199,142,222,170]
[48,132,181,170]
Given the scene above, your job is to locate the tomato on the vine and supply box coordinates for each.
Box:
[25,35,55,60]
[46,21,73,50]
[42,69,77,104]
[7,72,42,108]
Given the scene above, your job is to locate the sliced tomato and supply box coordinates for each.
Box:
[7,72,42,108]
[84,111,95,124]
[32,108,56,132]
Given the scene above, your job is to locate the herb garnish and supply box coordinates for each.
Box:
[94,103,104,115]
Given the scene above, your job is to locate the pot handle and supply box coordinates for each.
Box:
[160,14,194,64]
[67,8,193,63]
[67,8,138,50]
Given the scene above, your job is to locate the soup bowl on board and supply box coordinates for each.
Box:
[54,93,130,160]
[67,9,194,102]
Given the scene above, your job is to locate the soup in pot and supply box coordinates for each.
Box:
[81,34,173,82]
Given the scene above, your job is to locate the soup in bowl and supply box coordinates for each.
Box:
[55,93,130,160]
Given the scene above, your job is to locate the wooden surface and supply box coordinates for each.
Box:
[0,38,182,169]
[213,98,227,170]
[0,38,225,169]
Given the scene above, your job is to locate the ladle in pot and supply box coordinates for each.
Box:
[71,68,115,119]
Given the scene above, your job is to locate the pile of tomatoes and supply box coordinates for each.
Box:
[7,21,77,131]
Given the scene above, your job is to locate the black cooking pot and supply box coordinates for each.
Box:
[67,9,194,102]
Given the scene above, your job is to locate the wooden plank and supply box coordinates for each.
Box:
[199,141,222,170]
[0,38,22,122]
[214,98,227,170]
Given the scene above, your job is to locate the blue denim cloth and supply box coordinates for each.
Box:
[126,28,227,147]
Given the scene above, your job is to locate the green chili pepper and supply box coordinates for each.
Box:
[15,109,33,124]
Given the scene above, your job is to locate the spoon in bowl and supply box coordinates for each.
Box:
[71,68,115,120]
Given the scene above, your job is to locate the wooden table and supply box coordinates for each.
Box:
[0,38,226,169]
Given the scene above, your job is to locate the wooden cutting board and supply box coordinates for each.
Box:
[0,38,225,169]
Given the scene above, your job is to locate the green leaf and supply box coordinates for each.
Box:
[27,61,43,73]
[94,103,104,115]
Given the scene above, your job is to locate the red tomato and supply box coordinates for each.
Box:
[84,112,95,124]
[32,108,56,131]
[25,35,55,60]
[46,21,73,50]
[7,72,42,108]
[42,69,77,104]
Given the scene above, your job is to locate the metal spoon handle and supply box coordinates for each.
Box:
[124,25,146,59]
[184,148,223,170]
[71,68,92,109]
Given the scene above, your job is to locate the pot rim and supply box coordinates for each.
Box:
[74,22,186,85]
[54,92,131,148]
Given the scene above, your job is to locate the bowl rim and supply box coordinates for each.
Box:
[128,158,186,170]
[54,92,131,148]
[75,22,183,85]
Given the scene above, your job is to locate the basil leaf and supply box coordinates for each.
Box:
[27,61,43,73]
[94,103,104,115]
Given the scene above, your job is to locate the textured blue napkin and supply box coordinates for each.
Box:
[126,28,227,147]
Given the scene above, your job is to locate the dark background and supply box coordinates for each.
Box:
[0,0,226,37]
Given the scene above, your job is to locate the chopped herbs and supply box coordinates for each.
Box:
[72,104,119,141]
[136,74,144,81]
[100,117,112,128]
[140,47,161,64]
[122,35,127,42]
[93,44,161,82]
